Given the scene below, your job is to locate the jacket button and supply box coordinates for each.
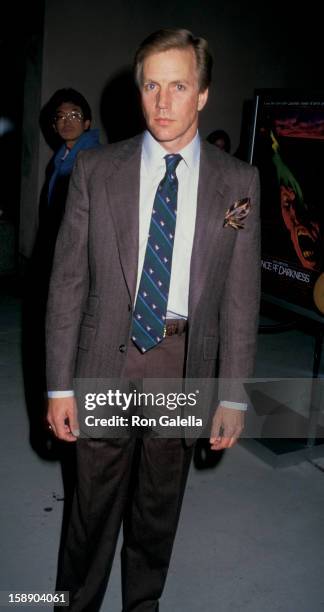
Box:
[119,344,127,353]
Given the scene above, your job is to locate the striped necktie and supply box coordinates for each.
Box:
[131,153,182,353]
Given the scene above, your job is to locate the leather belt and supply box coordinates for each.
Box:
[164,319,188,337]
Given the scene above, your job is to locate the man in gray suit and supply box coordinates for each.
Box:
[46,28,260,612]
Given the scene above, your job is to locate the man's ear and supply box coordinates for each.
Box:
[198,88,209,112]
[84,119,91,131]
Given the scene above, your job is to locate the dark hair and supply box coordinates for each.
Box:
[207,129,231,153]
[134,28,212,92]
[48,88,92,122]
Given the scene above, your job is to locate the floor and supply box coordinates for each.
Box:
[1,285,324,612]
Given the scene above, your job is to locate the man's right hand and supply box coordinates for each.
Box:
[47,396,79,442]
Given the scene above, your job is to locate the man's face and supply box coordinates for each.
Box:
[140,47,208,152]
[53,102,90,149]
[214,137,226,150]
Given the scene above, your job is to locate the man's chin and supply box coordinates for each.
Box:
[148,126,177,143]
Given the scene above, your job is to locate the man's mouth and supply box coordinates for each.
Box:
[155,117,173,124]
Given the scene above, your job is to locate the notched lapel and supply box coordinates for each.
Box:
[105,139,142,303]
[188,147,230,317]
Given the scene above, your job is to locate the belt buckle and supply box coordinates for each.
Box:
[166,322,177,336]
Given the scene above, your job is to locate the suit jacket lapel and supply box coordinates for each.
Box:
[188,144,230,318]
[105,136,142,303]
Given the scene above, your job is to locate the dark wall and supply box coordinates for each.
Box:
[1,2,44,268]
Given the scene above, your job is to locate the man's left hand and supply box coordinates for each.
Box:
[209,405,244,451]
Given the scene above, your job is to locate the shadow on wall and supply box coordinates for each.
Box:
[100,67,146,143]
[234,98,255,162]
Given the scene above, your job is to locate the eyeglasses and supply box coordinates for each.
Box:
[54,111,84,123]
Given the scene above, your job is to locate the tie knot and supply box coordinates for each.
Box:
[164,153,182,175]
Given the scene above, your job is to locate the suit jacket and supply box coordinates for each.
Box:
[46,134,260,404]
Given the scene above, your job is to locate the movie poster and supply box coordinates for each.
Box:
[250,91,324,316]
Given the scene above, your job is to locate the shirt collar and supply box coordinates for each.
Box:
[142,129,200,173]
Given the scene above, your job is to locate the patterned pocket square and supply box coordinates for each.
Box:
[223,197,251,230]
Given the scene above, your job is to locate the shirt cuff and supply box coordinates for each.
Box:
[219,401,247,411]
[48,390,74,398]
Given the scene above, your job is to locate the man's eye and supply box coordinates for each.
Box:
[175,83,185,91]
[145,83,156,91]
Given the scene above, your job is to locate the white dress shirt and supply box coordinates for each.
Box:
[137,130,200,318]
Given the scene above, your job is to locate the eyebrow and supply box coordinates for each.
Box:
[143,79,190,85]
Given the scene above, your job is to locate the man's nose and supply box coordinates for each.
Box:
[156,88,170,109]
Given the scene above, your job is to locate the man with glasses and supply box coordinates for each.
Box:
[37,88,101,290]
[47,88,100,214]
[25,89,100,486]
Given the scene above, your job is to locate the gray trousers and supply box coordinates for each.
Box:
[56,329,193,612]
